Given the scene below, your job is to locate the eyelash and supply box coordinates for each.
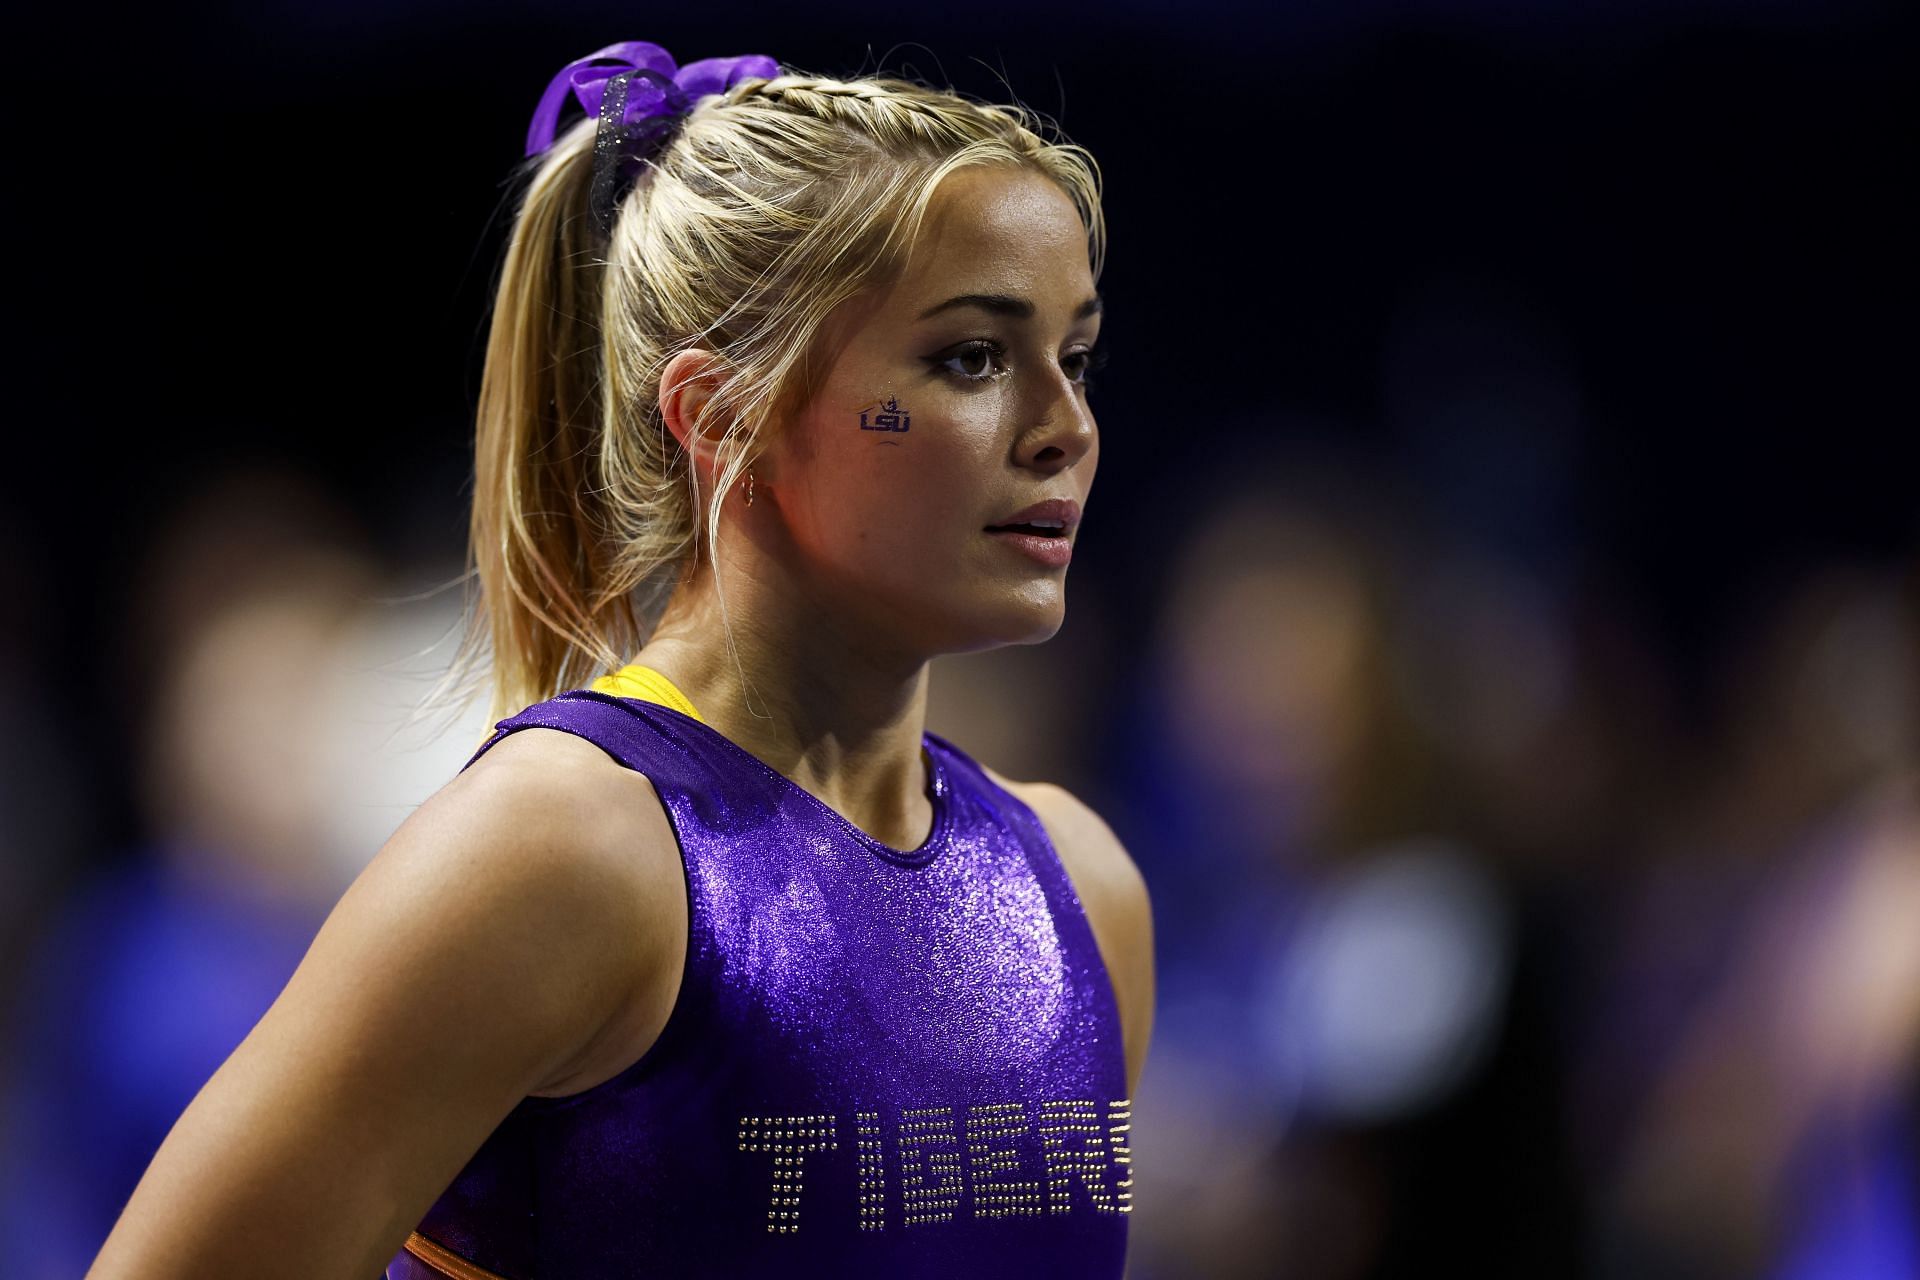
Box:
[933,340,1109,389]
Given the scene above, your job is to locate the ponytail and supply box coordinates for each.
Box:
[458,121,641,724]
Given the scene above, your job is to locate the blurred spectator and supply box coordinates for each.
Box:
[0,468,489,1276]
[1586,565,1920,1280]
[1107,454,1583,1279]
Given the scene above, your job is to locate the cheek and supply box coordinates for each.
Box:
[829,389,991,473]
[853,442,979,538]
[840,442,989,554]
[795,380,1005,545]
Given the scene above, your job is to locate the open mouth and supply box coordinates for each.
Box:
[984,523,1068,537]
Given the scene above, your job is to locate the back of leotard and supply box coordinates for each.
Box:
[385,666,1132,1279]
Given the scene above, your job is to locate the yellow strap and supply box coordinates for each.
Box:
[588,663,705,724]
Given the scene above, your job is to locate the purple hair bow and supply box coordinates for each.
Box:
[524,40,780,157]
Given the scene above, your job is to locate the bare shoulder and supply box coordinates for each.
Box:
[406,726,679,999]
[979,763,1156,1097]
[448,727,690,1095]
[88,724,689,1277]
[461,724,685,889]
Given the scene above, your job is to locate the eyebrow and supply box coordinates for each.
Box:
[915,292,1104,323]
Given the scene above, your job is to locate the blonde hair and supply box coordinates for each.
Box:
[432,65,1106,725]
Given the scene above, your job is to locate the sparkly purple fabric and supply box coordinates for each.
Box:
[387,690,1131,1278]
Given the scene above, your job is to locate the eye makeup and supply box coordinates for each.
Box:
[925,341,1107,388]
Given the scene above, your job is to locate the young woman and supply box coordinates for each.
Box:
[89,40,1153,1279]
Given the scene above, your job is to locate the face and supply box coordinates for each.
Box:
[764,165,1102,655]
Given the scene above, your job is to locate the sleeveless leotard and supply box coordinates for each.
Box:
[386,666,1133,1278]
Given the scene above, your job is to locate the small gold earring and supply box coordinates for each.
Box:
[744,471,755,508]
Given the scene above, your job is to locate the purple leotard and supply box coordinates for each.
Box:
[386,690,1132,1278]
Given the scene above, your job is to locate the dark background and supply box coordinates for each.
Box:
[15,3,1913,800]
[4,3,1914,1277]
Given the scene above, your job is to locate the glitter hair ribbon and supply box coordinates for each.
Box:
[525,41,780,235]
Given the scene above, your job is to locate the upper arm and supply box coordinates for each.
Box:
[88,728,676,1279]
[988,769,1156,1100]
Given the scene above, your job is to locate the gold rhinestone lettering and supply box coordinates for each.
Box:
[966,1101,1044,1220]
[897,1105,963,1227]
[855,1109,886,1232]
[739,1112,837,1235]
[1036,1099,1120,1214]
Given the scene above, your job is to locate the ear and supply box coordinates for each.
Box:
[658,348,734,482]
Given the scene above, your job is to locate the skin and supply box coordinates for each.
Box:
[88,163,1152,1278]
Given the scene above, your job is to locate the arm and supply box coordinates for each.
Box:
[988,771,1157,1099]
[87,727,682,1279]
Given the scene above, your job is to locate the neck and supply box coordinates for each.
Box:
[632,556,936,851]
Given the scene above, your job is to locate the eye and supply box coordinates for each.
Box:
[1063,345,1109,389]
[931,339,1010,384]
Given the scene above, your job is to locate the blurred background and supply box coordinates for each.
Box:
[3,1,1914,1276]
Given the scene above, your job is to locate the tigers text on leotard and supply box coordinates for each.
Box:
[739,1098,1134,1234]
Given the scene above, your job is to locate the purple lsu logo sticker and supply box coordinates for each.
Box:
[858,396,911,433]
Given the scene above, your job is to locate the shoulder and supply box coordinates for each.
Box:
[386,725,687,1091]
[79,726,690,1271]
[980,763,1155,1096]
[457,720,665,834]
[420,725,676,911]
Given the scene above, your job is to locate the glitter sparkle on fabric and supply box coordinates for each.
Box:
[387,690,1131,1278]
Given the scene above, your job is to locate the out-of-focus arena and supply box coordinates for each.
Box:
[4,3,1912,1276]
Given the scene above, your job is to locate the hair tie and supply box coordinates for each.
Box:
[525,41,780,236]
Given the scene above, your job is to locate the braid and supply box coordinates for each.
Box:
[720,74,1045,155]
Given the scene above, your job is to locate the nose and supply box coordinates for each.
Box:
[1015,366,1097,471]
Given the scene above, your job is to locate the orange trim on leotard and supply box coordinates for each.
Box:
[402,1230,513,1280]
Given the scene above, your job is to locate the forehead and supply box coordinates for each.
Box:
[895,166,1089,294]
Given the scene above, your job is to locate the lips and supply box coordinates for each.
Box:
[984,497,1081,536]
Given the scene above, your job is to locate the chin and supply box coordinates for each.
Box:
[955,592,1068,652]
